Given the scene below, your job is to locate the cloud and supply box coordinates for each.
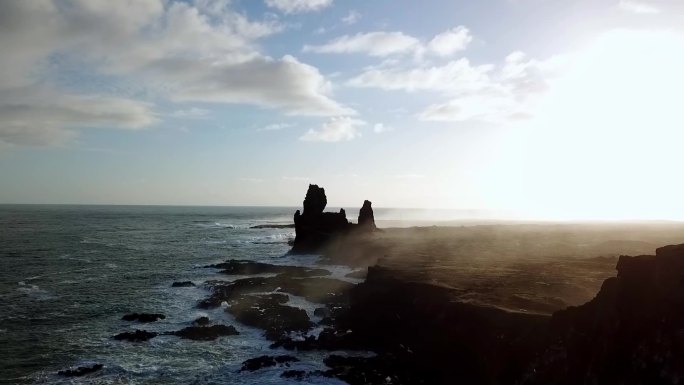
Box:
[300,117,365,142]
[265,0,333,14]
[341,10,361,25]
[258,123,294,131]
[169,107,210,119]
[349,50,561,123]
[348,58,494,93]
[304,32,420,57]
[373,123,394,133]
[0,86,158,146]
[618,0,661,14]
[0,0,350,146]
[426,26,473,56]
[304,26,472,57]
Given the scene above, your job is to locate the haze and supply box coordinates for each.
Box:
[1,0,683,221]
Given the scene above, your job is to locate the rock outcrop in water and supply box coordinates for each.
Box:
[291,184,376,253]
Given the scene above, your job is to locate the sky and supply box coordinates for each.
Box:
[1,0,684,220]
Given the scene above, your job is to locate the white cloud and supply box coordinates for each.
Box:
[169,107,210,119]
[300,117,365,142]
[304,32,420,57]
[350,50,561,123]
[258,123,294,131]
[426,26,473,56]
[342,10,361,25]
[265,0,333,14]
[373,123,394,133]
[304,26,473,58]
[348,59,495,93]
[0,0,350,146]
[618,0,661,14]
[0,86,158,146]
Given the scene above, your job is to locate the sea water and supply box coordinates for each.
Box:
[0,205,358,384]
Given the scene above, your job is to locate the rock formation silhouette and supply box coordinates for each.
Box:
[357,200,376,230]
[526,243,684,384]
[290,184,374,253]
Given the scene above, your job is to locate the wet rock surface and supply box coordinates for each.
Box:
[250,224,295,229]
[239,355,299,372]
[113,329,158,342]
[206,259,330,277]
[169,325,239,341]
[198,273,353,309]
[192,316,210,326]
[121,313,165,322]
[226,294,312,341]
[57,364,103,377]
[171,281,195,287]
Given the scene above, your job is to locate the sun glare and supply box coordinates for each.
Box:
[520,30,684,220]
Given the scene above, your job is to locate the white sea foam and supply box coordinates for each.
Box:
[17,281,53,300]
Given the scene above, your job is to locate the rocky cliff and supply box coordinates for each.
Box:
[525,243,684,384]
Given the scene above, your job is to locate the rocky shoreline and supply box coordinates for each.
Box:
[61,185,684,384]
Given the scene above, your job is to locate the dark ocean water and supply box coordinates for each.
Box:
[0,205,363,385]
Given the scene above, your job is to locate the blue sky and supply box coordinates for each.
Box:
[1,0,684,219]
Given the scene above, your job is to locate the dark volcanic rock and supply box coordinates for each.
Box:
[58,364,103,377]
[323,354,420,385]
[250,224,295,229]
[198,275,353,309]
[206,259,330,277]
[357,200,376,230]
[227,294,312,340]
[334,266,549,384]
[170,325,238,340]
[526,244,684,385]
[113,330,158,342]
[192,316,210,326]
[239,355,299,372]
[172,281,195,287]
[121,313,165,322]
[291,184,351,253]
[345,269,368,279]
[290,184,377,253]
[281,370,307,379]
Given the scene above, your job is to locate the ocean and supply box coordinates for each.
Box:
[0,205,363,384]
[0,204,510,384]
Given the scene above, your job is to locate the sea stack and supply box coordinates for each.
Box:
[291,185,350,253]
[291,185,375,254]
[357,200,376,230]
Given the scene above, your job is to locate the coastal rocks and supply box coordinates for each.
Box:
[113,329,158,342]
[172,281,195,287]
[291,184,377,253]
[206,259,331,277]
[226,294,312,341]
[526,243,684,385]
[170,325,238,341]
[57,364,103,377]
[357,200,376,230]
[292,184,351,253]
[333,265,549,384]
[192,316,210,326]
[121,313,165,322]
[239,355,299,372]
[250,224,295,229]
[198,274,354,309]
